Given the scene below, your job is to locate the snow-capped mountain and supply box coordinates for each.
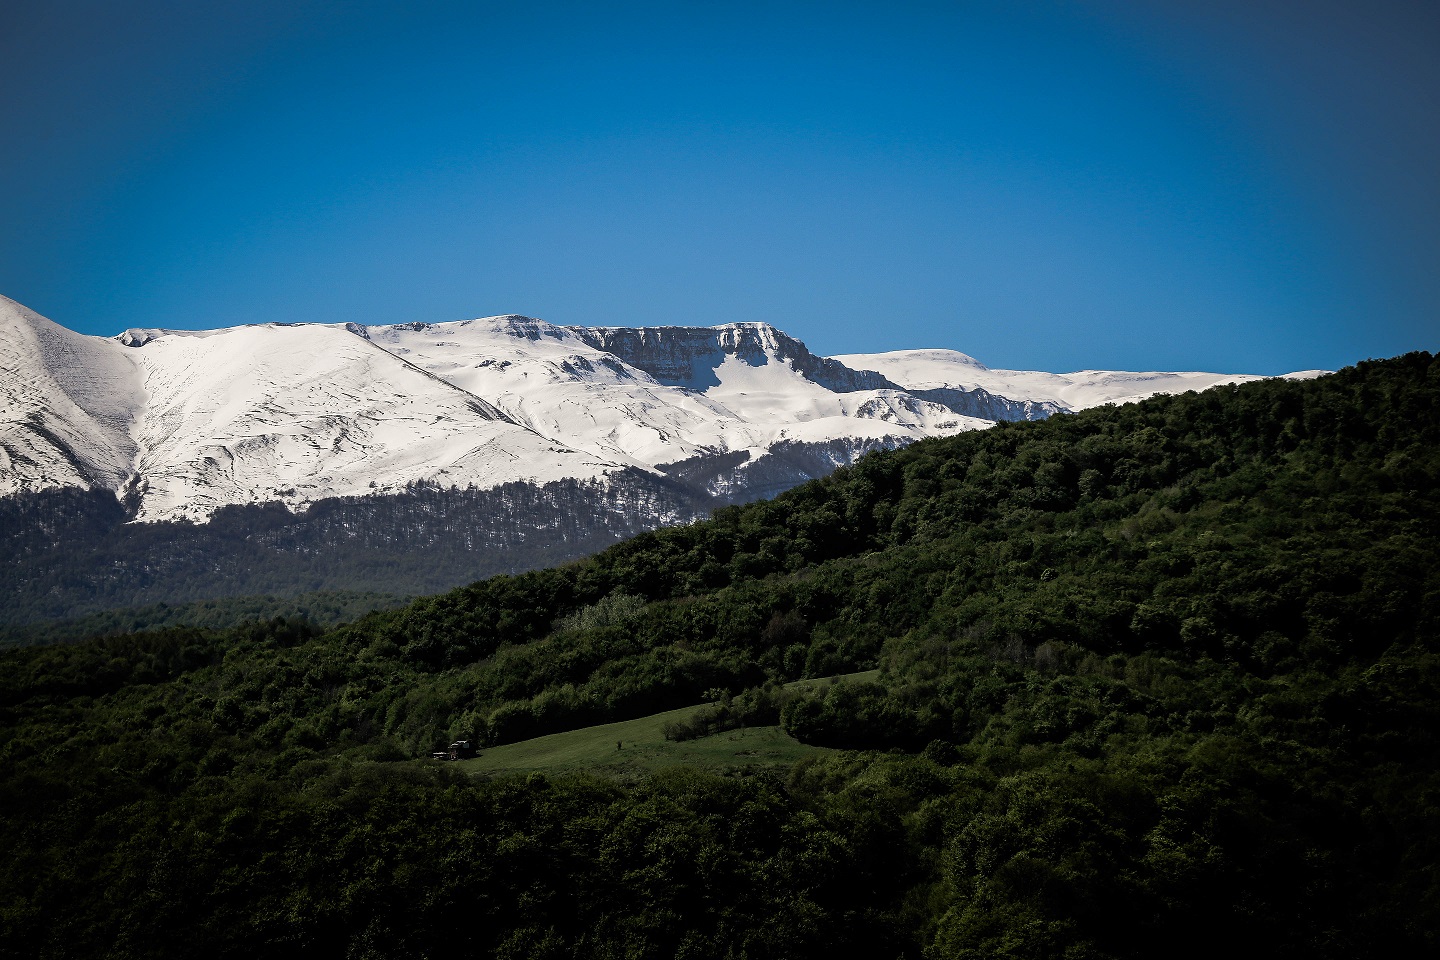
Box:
[0,294,1319,523]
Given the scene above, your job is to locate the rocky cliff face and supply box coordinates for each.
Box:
[568,323,1068,422]
[570,323,899,392]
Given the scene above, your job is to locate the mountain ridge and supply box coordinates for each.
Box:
[1,294,1320,525]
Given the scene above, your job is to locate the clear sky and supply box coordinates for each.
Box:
[1,0,1435,374]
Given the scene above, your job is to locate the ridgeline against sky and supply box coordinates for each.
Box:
[0,0,1435,374]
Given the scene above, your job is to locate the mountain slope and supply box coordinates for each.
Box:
[0,296,142,496]
[120,320,616,521]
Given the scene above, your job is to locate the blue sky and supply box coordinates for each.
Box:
[0,0,1435,373]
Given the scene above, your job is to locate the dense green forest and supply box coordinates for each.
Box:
[1,437,901,630]
[0,590,413,648]
[0,472,706,628]
[2,352,1436,958]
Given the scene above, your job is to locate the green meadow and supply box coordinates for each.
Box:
[461,670,879,778]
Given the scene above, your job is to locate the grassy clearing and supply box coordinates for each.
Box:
[459,670,878,779]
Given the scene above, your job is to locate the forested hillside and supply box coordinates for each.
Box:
[0,590,412,648]
[2,352,1436,958]
[0,437,906,632]
[0,471,704,629]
